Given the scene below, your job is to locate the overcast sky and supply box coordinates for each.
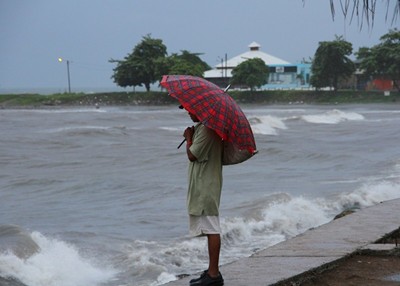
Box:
[0,0,398,92]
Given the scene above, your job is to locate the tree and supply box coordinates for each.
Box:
[158,50,211,77]
[356,29,400,91]
[310,36,355,91]
[110,35,167,91]
[230,58,269,91]
[303,0,400,27]
[330,0,399,26]
[176,50,210,72]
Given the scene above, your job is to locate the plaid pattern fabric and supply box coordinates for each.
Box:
[161,75,257,165]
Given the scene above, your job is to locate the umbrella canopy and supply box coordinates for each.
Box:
[160,75,257,165]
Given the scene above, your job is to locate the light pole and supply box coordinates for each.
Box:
[58,57,71,93]
[218,54,229,85]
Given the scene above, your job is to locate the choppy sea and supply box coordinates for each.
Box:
[1,103,399,286]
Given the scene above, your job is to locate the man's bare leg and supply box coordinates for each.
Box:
[207,234,221,277]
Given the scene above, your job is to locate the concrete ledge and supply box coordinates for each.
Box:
[165,199,400,286]
[361,243,398,251]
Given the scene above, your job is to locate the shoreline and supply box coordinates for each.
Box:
[1,90,399,108]
[165,199,400,286]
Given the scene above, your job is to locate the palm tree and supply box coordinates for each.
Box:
[303,0,400,27]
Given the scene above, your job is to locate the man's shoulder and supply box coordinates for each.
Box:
[195,123,208,136]
[196,123,214,136]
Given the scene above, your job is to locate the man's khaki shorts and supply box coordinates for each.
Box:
[189,215,221,237]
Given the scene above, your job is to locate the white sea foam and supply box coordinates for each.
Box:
[8,108,108,114]
[37,175,399,286]
[337,180,400,208]
[159,126,180,132]
[0,232,116,286]
[121,178,400,285]
[46,125,129,136]
[302,109,364,124]
[118,238,208,285]
[249,115,288,135]
[150,272,177,286]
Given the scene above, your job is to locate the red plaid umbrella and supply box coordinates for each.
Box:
[160,75,257,165]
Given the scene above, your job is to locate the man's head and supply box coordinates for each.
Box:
[179,105,200,122]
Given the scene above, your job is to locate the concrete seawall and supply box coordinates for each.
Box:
[166,198,400,286]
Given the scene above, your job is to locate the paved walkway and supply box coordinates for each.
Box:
[165,198,400,286]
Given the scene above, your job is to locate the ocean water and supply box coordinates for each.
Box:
[1,104,400,286]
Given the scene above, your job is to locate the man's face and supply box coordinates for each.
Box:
[188,112,200,122]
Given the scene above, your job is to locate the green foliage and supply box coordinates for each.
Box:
[327,0,400,27]
[111,37,210,90]
[110,34,167,91]
[310,36,355,91]
[159,50,210,77]
[356,29,400,91]
[1,90,399,107]
[0,94,45,105]
[168,57,203,76]
[176,50,210,72]
[230,58,269,91]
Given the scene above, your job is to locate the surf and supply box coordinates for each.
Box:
[0,226,116,286]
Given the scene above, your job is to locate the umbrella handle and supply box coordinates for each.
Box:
[177,138,186,149]
[224,84,231,92]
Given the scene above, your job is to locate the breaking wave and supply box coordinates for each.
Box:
[0,229,116,286]
[111,167,400,285]
[301,109,364,124]
[249,109,365,136]
[249,115,287,135]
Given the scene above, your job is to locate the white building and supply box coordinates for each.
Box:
[204,42,311,89]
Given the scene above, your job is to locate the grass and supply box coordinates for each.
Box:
[0,90,399,107]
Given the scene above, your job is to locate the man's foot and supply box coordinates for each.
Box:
[189,270,207,285]
[189,271,224,286]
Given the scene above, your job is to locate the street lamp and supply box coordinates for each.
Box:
[58,57,71,93]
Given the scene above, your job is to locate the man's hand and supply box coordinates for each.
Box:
[183,126,194,143]
[183,126,197,162]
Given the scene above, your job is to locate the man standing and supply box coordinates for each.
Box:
[183,109,224,286]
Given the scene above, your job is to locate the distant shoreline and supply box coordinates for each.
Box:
[1,90,399,108]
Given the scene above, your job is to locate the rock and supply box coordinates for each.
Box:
[334,209,356,220]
